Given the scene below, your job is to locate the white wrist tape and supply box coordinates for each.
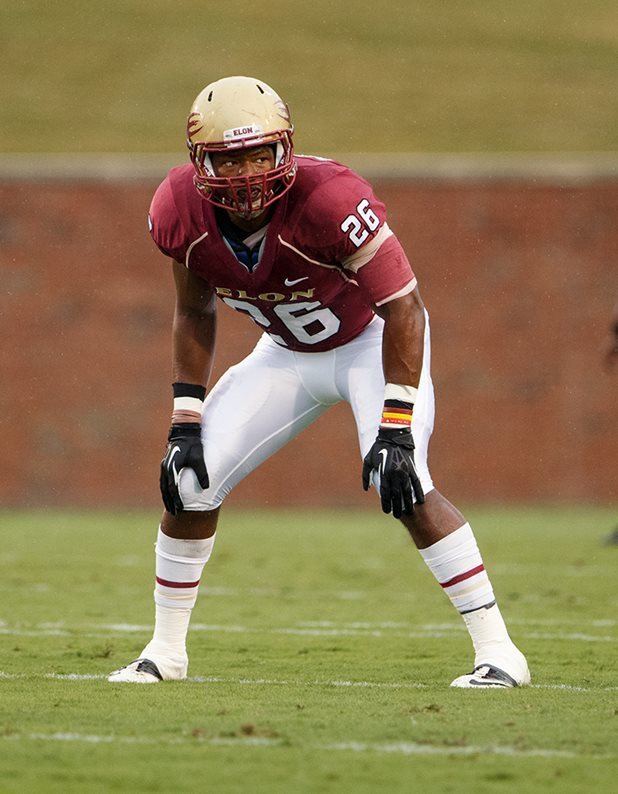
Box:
[173,396,204,415]
[384,383,418,404]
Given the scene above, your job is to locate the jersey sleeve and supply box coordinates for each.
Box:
[148,176,189,262]
[299,170,416,306]
[344,231,417,306]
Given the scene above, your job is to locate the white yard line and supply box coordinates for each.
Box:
[0,671,428,689]
[190,677,429,690]
[0,731,612,759]
[1,621,615,643]
[319,740,613,760]
[0,732,281,748]
[300,618,618,629]
[490,562,615,576]
[1,670,616,692]
[525,631,616,643]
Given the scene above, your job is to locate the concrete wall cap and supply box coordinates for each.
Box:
[0,152,616,184]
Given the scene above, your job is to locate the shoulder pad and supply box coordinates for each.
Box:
[294,165,387,262]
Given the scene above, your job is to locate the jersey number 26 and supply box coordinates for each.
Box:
[340,199,379,248]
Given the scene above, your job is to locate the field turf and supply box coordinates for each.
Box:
[1,1,617,153]
[0,507,616,792]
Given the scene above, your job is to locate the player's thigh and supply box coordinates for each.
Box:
[178,337,328,510]
[337,313,435,494]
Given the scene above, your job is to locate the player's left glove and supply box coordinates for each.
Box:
[362,428,425,519]
[160,423,209,516]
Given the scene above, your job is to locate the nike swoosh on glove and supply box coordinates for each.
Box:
[362,428,425,518]
[160,423,209,516]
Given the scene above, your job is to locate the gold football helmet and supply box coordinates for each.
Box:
[186,76,296,217]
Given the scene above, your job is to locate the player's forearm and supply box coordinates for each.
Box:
[172,302,217,387]
[378,291,425,389]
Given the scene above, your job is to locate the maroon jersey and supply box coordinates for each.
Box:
[148,156,416,352]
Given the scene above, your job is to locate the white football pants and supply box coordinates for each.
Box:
[178,313,435,510]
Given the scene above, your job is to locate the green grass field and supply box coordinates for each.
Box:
[0,507,616,792]
[1,1,617,153]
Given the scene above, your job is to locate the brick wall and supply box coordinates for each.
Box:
[1,177,616,507]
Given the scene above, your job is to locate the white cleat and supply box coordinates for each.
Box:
[451,649,531,689]
[107,658,163,683]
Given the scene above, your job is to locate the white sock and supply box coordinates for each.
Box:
[461,603,516,668]
[419,523,517,665]
[140,527,215,679]
[418,523,495,613]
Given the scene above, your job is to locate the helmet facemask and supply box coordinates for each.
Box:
[188,128,296,219]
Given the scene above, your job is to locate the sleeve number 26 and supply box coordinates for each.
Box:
[340,199,380,248]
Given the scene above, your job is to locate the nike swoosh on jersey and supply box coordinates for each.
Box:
[284,276,309,286]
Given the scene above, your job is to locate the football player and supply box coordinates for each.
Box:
[109,76,530,688]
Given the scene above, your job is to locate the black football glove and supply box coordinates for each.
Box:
[160,423,209,516]
[362,428,425,519]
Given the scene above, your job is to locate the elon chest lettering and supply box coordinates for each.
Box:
[215,287,316,303]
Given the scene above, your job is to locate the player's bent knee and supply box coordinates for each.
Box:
[162,504,220,539]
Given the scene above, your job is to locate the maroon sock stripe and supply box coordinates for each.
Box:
[156,576,200,589]
[440,564,485,589]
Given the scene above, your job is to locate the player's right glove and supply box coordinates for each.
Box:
[362,428,425,519]
[160,423,209,516]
